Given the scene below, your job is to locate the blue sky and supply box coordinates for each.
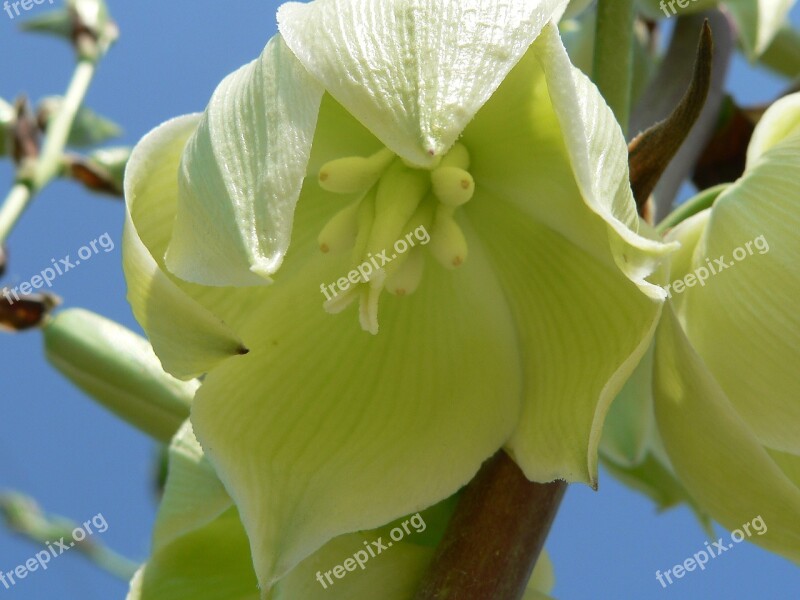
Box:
[0,2,798,598]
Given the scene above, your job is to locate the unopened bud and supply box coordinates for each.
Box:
[43,309,197,442]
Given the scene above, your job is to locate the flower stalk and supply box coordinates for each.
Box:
[414,452,567,600]
[593,0,636,134]
[0,59,98,244]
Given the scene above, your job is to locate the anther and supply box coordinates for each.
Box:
[318,202,360,254]
[366,161,430,256]
[386,248,425,296]
[429,206,468,269]
[431,166,475,207]
[318,148,395,195]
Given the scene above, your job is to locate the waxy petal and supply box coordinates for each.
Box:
[278,0,567,167]
[467,195,663,485]
[191,201,522,587]
[272,534,434,599]
[746,92,800,167]
[532,24,676,297]
[679,134,800,454]
[123,116,246,379]
[654,308,800,562]
[725,0,796,58]
[127,509,260,600]
[152,421,232,552]
[165,35,324,286]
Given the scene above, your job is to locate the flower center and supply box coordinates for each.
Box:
[317,144,475,334]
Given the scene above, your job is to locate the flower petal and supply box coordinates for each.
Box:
[654,307,800,562]
[679,134,800,454]
[746,91,800,167]
[278,0,568,167]
[191,219,522,587]
[531,24,676,296]
[127,509,260,600]
[152,421,232,552]
[165,35,324,286]
[123,115,247,379]
[465,25,675,305]
[725,0,796,58]
[466,194,663,485]
[600,347,655,469]
[272,533,434,599]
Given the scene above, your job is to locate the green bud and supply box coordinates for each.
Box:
[43,309,197,442]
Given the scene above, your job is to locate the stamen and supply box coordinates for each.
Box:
[317,143,474,333]
[440,143,471,170]
[318,148,395,194]
[386,248,425,296]
[431,166,475,207]
[358,276,384,335]
[366,161,430,257]
[317,201,359,254]
[429,205,468,269]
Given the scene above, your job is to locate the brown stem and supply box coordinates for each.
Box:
[414,451,567,600]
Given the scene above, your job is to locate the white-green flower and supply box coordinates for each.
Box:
[122,0,675,591]
[652,93,800,562]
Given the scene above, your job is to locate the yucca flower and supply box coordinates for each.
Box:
[652,92,800,562]
[122,0,675,592]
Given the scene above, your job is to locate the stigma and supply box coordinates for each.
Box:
[317,143,475,334]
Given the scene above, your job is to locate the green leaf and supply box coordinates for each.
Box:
[43,309,197,442]
[39,96,122,148]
